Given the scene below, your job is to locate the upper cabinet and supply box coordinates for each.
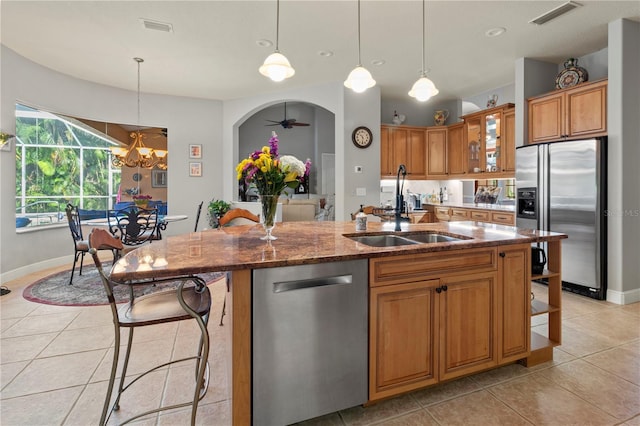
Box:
[456,103,515,178]
[426,127,448,178]
[380,125,427,180]
[528,79,607,144]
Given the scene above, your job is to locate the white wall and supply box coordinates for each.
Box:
[0,46,222,280]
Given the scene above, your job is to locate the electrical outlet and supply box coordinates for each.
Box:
[356,187,366,196]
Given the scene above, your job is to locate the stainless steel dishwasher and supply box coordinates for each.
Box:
[252,259,368,426]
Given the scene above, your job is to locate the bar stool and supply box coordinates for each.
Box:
[87,228,212,425]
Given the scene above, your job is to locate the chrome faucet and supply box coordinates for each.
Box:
[395,164,407,231]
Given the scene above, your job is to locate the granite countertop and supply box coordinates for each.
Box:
[110,221,565,281]
[425,202,516,212]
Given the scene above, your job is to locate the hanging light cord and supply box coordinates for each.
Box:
[135,57,143,129]
[275,0,280,52]
[421,0,425,77]
[357,0,362,66]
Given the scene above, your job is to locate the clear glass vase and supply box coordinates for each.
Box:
[260,195,279,240]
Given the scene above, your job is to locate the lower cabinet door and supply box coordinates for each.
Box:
[439,271,498,381]
[370,280,439,400]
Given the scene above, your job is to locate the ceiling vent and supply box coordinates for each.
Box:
[139,18,174,33]
[529,1,581,25]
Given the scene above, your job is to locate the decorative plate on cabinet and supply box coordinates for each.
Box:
[555,58,588,89]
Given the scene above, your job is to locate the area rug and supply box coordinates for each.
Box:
[23,265,225,307]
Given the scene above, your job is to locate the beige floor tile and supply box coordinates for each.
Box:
[30,302,85,316]
[162,362,228,408]
[411,376,482,407]
[0,332,58,363]
[488,373,617,425]
[377,408,439,425]
[584,340,640,386]
[0,317,19,333]
[38,324,115,357]
[554,322,622,358]
[339,394,420,426]
[2,349,106,398]
[0,360,28,391]
[620,302,640,317]
[1,311,79,338]
[564,310,640,345]
[66,305,115,329]
[624,414,640,425]
[469,363,533,388]
[130,322,179,344]
[427,390,530,426]
[524,347,577,372]
[0,299,38,320]
[157,399,231,425]
[537,359,640,420]
[295,411,345,426]
[0,385,84,426]
[561,293,617,320]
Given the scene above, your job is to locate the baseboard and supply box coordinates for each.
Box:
[1,255,72,284]
[606,287,640,305]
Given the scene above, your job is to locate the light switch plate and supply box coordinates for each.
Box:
[356,187,366,196]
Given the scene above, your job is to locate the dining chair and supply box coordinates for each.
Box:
[194,201,203,232]
[107,205,161,247]
[349,205,376,220]
[64,203,115,285]
[217,208,260,326]
[87,228,212,425]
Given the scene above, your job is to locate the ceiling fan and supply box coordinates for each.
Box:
[265,103,310,129]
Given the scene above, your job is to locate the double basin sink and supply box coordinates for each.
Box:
[344,231,471,247]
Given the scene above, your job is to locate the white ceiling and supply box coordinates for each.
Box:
[2,1,639,102]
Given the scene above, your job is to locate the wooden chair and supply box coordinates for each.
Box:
[218,208,260,226]
[87,228,212,425]
[107,206,160,247]
[194,201,204,232]
[350,205,376,220]
[217,208,260,326]
[64,203,115,285]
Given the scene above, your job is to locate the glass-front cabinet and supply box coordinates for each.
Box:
[462,104,514,177]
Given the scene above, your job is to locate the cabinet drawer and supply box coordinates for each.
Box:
[370,247,498,287]
[470,210,490,221]
[450,209,470,220]
[434,207,450,221]
[491,212,514,225]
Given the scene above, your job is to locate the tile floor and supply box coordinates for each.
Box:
[1,264,639,426]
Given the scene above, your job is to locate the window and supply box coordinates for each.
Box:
[15,104,122,228]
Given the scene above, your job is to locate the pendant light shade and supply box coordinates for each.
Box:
[409,75,439,102]
[344,66,376,93]
[259,52,295,82]
[260,0,295,82]
[409,0,438,102]
[344,0,375,93]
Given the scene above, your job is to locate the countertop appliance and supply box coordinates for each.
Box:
[516,139,607,299]
[252,260,368,425]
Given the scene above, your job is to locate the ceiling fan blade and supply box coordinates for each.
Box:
[265,123,281,126]
[265,120,281,124]
[290,122,310,126]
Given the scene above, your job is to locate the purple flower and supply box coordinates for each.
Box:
[269,135,279,157]
[304,158,312,177]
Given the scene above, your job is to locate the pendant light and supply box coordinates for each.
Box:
[409,0,439,102]
[111,58,168,169]
[259,0,295,82]
[344,0,376,93]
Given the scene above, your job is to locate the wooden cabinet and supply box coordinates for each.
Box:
[369,249,499,400]
[450,208,470,221]
[491,211,515,225]
[380,125,427,179]
[460,104,515,178]
[426,127,448,178]
[370,280,439,399]
[410,212,434,223]
[470,210,490,221]
[434,206,451,222]
[447,123,466,177]
[430,205,514,225]
[497,244,530,364]
[528,79,607,144]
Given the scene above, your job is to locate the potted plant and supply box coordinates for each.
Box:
[208,199,231,228]
[132,194,153,208]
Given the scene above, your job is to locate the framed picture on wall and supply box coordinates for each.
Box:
[189,162,202,177]
[189,144,202,159]
[151,169,167,188]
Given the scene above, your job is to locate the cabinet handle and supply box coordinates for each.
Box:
[436,287,442,294]
[442,285,448,292]
[499,252,506,258]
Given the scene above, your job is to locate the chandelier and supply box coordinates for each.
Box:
[408,0,439,102]
[111,58,168,170]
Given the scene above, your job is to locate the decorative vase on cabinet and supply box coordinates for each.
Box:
[434,110,449,126]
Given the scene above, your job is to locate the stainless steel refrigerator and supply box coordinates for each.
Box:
[516,139,607,299]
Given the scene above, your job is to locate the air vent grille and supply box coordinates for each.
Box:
[140,18,174,33]
[529,1,581,25]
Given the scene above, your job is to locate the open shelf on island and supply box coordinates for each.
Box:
[531,330,560,352]
[532,269,560,281]
[531,299,560,316]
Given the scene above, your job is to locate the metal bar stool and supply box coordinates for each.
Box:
[87,228,211,425]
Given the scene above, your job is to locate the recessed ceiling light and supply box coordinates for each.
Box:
[485,27,506,37]
[318,50,334,57]
[256,39,273,48]
[371,59,386,66]
[139,18,173,33]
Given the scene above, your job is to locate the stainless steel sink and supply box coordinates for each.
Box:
[345,231,469,247]
[402,233,465,243]
[347,234,419,247]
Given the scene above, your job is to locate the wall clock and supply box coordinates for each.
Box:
[352,126,373,149]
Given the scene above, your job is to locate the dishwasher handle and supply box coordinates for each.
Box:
[273,274,353,293]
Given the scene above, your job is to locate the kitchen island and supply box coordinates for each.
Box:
[110,220,566,425]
